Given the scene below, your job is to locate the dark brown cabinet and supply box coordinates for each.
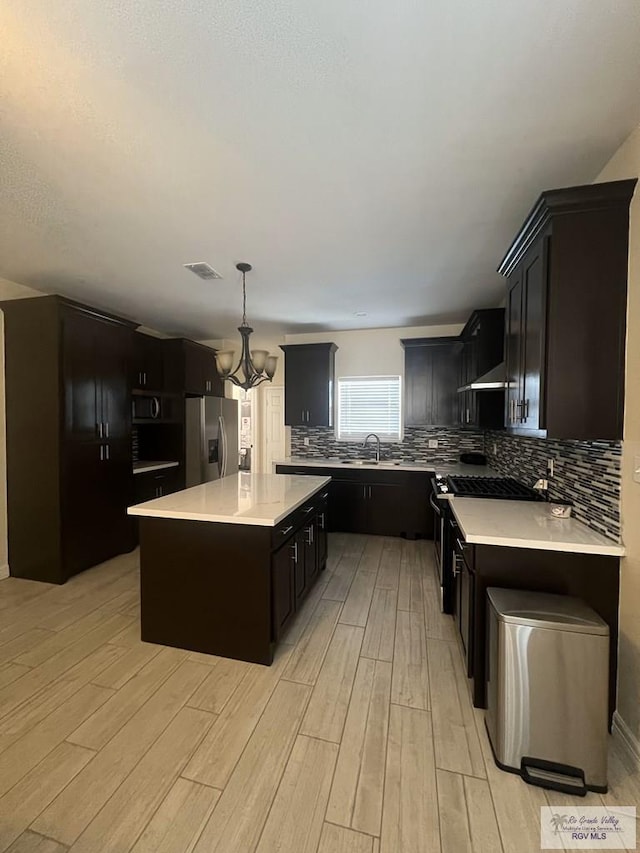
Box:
[134,467,182,503]
[329,480,368,533]
[451,518,474,677]
[3,296,136,584]
[403,338,462,427]
[504,239,547,431]
[499,179,636,440]
[277,465,433,539]
[132,331,165,391]
[272,538,296,640]
[270,492,328,642]
[164,339,223,397]
[280,343,337,426]
[458,309,505,430]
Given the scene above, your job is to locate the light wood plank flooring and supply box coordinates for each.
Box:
[0,536,638,853]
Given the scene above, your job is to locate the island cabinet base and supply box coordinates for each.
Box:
[137,488,329,665]
[469,545,620,727]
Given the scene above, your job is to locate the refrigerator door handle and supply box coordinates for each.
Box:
[218,415,226,478]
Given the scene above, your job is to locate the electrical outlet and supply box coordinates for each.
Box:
[303,437,310,446]
[547,458,554,478]
[634,455,640,484]
[428,439,438,449]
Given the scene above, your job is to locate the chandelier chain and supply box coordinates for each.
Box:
[241,269,247,326]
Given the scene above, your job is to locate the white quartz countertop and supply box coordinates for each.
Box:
[133,461,180,475]
[450,498,624,557]
[274,457,497,476]
[128,472,331,527]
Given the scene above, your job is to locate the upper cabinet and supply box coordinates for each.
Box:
[132,332,165,391]
[164,339,223,397]
[458,309,505,430]
[280,343,337,426]
[403,337,462,427]
[499,179,636,440]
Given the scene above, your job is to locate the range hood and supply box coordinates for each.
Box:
[458,362,507,392]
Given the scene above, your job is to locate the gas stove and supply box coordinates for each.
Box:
[433,474,540,501]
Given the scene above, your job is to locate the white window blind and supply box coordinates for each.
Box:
[337,376,402,442]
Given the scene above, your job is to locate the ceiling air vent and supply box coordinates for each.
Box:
[183,262,223,280]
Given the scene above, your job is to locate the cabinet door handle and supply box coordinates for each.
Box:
[280,525,293,536]
[105,445,110,461]
[319,512,325,530]
[143,372,147,386]
[303,506,313,514]
[368,485,372,498]
[97,422,103,438]
[522,399,529,421]
[99,445,104,461]
[362,485,366,499]
[291,541,298,563]
[306,526,313,545]
[104,422,109,438]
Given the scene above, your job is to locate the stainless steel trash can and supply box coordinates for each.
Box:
[485,587,609,795]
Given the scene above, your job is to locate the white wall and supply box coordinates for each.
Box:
[595,124,640,756]
[0,278,46,577]
[284,323,464,383]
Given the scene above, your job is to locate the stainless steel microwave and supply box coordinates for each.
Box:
[132,395,161,419]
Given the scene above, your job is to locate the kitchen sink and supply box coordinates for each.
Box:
[339,459,404,467]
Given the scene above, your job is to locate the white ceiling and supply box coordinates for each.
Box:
[1,1,640,339]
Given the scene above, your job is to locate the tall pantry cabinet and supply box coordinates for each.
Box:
[3,295,136,583]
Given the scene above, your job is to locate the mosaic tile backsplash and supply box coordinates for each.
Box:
[290,425,485,464]
[485,432,621,541]
[291,425,622,542]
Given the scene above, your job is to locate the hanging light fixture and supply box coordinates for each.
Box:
[214,262,278,391]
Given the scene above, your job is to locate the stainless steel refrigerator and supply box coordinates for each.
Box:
[185,397,239,487]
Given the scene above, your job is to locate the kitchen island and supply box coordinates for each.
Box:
[128,473,331,664]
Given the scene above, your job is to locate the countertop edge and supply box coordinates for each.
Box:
[133,461,180,475]
[461,532,625,557]
[128,475,331,527]
[450,501,624,557]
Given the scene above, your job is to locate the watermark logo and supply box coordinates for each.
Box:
[541,806,636,849]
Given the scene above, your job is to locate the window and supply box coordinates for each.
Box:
[337,376,402,442]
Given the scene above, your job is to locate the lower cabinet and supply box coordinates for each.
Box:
[451,530,620,727]
[451,518,475,677]
[272,537,296,640]
[276,466,433,539]
[271,490,328,641]
[134,467,182,503]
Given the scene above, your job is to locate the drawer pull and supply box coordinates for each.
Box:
[279,525,293,536]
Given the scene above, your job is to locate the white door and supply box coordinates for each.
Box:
[262,386,286,473]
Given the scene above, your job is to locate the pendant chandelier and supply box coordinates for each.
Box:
[214,262,278,391]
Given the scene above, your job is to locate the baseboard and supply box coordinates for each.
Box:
[612,711,640,771]
[0,563,9,580]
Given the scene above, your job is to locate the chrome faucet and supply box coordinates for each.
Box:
[362,433,381,462]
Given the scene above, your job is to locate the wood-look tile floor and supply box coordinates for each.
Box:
[0,534,638,853]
